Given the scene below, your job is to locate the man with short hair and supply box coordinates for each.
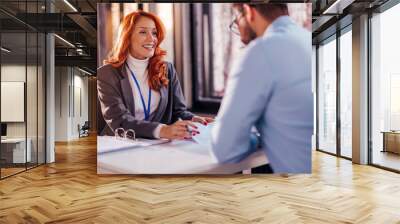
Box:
[211,3,313,173]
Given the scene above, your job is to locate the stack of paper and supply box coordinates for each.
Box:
[191,123,214,146]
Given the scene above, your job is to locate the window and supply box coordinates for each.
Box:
[339,28,352,158]
[370,2,400,171]
[316,25,353,159]
[317,37,337,155]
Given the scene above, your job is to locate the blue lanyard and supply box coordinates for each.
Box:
[126,65,152,121]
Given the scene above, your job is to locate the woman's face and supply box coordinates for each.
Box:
[129,16,158,60]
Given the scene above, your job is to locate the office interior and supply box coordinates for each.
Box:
[0,0,97,179]
[0,0,399,222]
[313,0,400,172]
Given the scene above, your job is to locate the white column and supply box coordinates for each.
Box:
[312,45,317,150]
[46,33,55,163]
[352,14,369,164]
[45,0,56,163]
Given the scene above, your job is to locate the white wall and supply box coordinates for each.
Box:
[71,72,89,138]
[1,64,25,138]
[1,65,38,138]
[55,66,69,141]
[54,67,89,141]
[1,65,26,141]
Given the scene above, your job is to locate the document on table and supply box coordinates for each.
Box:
[191,123,260,148]
[98,123,215,154]
[97,136,170,154]
[192,123,214,146]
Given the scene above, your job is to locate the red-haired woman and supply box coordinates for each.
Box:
[97,11,213,140]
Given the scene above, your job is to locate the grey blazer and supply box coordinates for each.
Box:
[97,62,194,138]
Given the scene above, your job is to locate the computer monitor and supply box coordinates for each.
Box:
[1,123,7,137]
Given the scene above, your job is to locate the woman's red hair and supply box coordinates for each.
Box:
[104,11,168,90]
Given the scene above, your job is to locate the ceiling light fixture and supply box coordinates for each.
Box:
[78,67,93,76]
[322,0,355,15]
[63,0,78,12]
[54,34,75,48]
[323,0,341,14]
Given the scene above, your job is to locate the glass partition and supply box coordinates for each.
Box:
[1,30,28,177]
[27,30,38,169]
[0,0,46,179]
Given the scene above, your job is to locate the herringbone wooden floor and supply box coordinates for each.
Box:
[1,135,400,224]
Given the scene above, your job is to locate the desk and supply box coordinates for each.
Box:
[1,138,31,163]
[382,131,400,154]
[97,136,268,174]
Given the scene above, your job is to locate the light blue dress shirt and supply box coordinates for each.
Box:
[211,16,313,173]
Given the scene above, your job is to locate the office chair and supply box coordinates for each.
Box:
[79,121,90,138]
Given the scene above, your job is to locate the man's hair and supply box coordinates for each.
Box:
[233,3,288,20]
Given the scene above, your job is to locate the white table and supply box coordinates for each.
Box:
[1,138,31,163]
[97,136,268,174]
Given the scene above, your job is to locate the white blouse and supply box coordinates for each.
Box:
[126,54,164,138]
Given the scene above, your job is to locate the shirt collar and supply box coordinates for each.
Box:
[262,15,293,38]
[126,53,149,70]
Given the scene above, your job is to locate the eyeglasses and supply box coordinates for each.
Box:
[114,128,136,141]
[229,11,244,35]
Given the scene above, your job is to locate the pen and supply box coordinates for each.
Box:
[178,118,197,135]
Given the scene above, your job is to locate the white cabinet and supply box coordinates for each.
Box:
[1,138,32,163]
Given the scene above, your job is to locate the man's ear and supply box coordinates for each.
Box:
[243,4,254,22]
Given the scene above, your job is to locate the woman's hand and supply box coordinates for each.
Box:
[192,116,214,126]
[159,120,200,140]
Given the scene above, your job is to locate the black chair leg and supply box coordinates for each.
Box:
[251,164,274,174]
